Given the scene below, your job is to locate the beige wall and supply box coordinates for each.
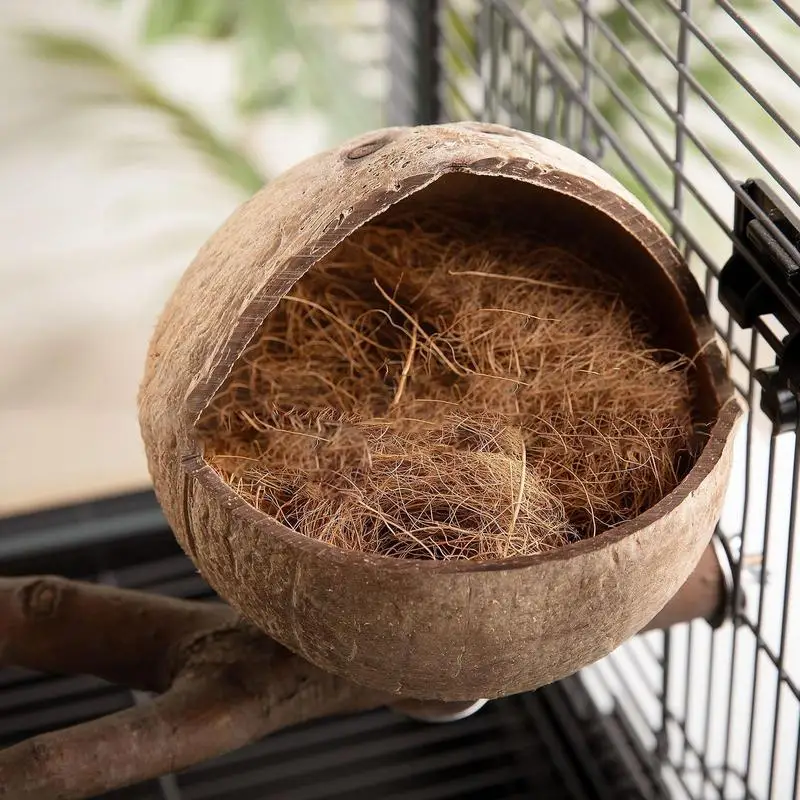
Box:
[0,0,352,513]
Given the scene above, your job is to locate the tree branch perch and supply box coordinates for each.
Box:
[0,577,385,800]
[0,576,234,693]
[0,541,727,799]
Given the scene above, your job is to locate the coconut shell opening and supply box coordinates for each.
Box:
[197,176,709,562]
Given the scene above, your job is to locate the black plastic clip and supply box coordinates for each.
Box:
[718,179,800,434]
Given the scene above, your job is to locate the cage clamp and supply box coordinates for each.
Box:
[718,179,800,433]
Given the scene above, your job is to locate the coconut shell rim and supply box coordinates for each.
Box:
[182,131,732,426]
[187,395,741,575]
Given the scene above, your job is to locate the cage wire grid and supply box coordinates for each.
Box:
[387,1,800,799]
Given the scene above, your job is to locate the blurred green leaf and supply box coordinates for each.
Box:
[143,0,237,41]
[235,0,297,114]
[128,0,378,138]
[227,1,378,137]
[23,31,265,194]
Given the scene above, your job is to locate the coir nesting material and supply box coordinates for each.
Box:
[139,122,741,701]
[199,209,696,562]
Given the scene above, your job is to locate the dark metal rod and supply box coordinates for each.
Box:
[702,266,731,789]
[673,0,692,247]
[508,22,524,118]
[662,707,763,799]
[616,0,800,211]
[529,46,540,131]
[480,2,499,123]
[636,632,664,668]
[753,317,785,357]
[551,22,732,245]
[517,692,606,798]
[662,758,759,800]
[715,0,800,90]
[733,618,800,702]
[679,625,694,772]
[554,0,800,282]
[741,435,779,794]
[702,292,736,776]
[661,709,728,795]
[602,654,660,730]
[599,0,800,269]
[494,0,715,273]
[660,628,672,762]
[492,1,795,328]
[616,642,661,696]
[529,0,797,308]
[658,0,800,150]
[414,0,442,124]
[476,5,800,340]
[773,0,800,28]
[734,331,759,586]
[701,626,722,793]
[794,713,800,800]
[458,5,795,797]
[767,429,800,798]
[719,329,760,798]
[535,687,617,797]
[538,3,695,185]
[579,0,592,156]
[585,660,668,780]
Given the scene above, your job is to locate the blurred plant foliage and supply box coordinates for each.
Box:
[24,30,267,193]
[113,0,380,130]
[26,0,382,193]
[25,0,789,220]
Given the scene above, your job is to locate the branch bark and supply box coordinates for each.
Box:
[0,577,385,800]
[0,576,234,693]
[0,541,727,799]
[641,542,726,632]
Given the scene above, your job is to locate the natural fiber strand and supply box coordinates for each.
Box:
[199,210,697,561]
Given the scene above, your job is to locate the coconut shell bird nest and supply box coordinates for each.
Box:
[138,122,740,702]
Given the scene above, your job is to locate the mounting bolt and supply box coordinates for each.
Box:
[391,698,489,723]
[756,366,799,434]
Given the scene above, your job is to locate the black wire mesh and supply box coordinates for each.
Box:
[386,2,800,798]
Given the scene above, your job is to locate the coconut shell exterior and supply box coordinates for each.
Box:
[139,122,741,701]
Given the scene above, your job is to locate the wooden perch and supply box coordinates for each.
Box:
[0,541,727,800]
[0,577,386,800]
[641,541,727,632]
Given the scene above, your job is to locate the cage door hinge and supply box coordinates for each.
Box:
[718,179,800,433]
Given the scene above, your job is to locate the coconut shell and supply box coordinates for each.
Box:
[139,122,741,701]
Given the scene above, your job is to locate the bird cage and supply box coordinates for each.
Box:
[1,2,798,799]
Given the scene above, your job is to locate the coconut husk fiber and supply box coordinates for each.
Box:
[199,208,697,562]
